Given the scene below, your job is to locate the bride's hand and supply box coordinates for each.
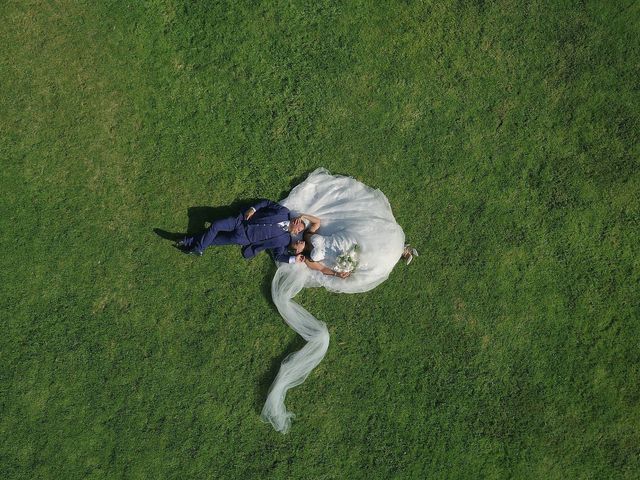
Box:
[336,271,350,279]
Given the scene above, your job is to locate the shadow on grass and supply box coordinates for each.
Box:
[254,333,307,415]
[153,198,263,241]
[154,198,283,307]
[154,168,331,242]
[154,184,321,414]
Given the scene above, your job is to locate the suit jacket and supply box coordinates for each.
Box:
[241,199,293,262]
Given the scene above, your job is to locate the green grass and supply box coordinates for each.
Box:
[1,0,639,478]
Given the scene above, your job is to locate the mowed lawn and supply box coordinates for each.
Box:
[1,1,638,478]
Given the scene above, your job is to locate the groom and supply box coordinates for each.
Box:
[176,199,307,263]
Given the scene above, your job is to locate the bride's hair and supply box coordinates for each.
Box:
[402,244,418,265]
[288,239,306,254]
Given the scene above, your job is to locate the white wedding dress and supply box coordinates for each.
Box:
[308,232,356,270]
[260,168,405,433]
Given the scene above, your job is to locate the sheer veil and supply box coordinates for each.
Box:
[260,168,405,433]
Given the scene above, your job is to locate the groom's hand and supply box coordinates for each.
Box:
[245,208,255,220]
[295,254,305,263]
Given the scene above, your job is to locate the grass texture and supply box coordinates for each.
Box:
[1,1,639,478]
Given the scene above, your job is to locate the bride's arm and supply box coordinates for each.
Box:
[304,258,350,278]
[299,214,321,233]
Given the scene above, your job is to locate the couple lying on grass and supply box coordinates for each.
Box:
[173,169,416,433]
[175,197,415,278]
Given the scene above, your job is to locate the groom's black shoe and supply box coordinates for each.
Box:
[174,243,202,256]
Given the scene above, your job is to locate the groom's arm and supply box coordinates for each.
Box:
[299,213,321,233]
[243,244,297,263]
[245,199,286,219]
[268,246,300,264]
[241,244,258,259]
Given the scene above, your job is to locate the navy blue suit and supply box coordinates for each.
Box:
[181,199,294,262]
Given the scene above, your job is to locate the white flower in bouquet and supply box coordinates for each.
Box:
[335,244,360,273]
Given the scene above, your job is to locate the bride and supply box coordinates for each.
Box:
[296,213,354,279]
[261,168,414,433]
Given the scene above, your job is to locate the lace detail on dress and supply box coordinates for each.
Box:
[310,235,326,262]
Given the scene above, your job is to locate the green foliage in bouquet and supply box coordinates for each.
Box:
[335,244,360,273]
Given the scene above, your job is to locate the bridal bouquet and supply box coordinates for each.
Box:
[335,244,360,273]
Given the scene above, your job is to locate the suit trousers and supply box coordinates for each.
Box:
[182,214,249,253]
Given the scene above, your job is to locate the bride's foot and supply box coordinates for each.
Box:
[402,244,418,265]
